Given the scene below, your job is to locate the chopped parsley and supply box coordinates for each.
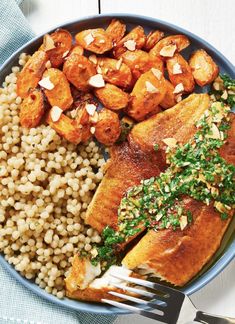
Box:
[84,76,235,268]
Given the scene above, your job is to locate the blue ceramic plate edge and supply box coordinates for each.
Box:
[0,13,234,315]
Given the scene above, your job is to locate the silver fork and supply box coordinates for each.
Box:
[102,274,235,324]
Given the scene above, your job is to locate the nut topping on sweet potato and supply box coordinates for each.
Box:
[149,34,190,58]
[41,29,73,68]
[75,28,113,54]
[113,26,146,58]
[97,57,132,89]
[63,54,96,92]
[42,68,73,110]
[127,69,167,121]
[166,53,195,93]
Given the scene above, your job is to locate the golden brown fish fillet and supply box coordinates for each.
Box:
[122,115,235,286]
[67,97,234,301]
[85,94,210,232]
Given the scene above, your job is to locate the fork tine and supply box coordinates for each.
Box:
[111,283,167,303]
[102,299,165,323]
[109,291,167,309]
[111,274,172,295]
[108,291,148,305]
[111,283,155,298]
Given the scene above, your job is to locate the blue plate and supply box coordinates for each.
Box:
[0,14,234,315]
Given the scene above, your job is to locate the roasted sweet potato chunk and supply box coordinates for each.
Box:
[68,45,84,57]
[113,26,146,58]
[46,112,82,144]
[149,34,190,58]
[17,51,48,98]
[160,80,177,109]
[106,19,126,43]
[63,54,96,92]
[41,29,73,68]
[121,50,164,82]
[94,83,129,110]
[94,109,121,145]
[75,28,113,54]
[19,89,45,128]
[166,53,195,93]
[42,68,73,110]
[189,49,219,87]
[127,69,167,121]
[144,30,164,51]
[97,57,132,89]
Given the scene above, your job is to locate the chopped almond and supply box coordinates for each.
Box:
[85,103,97,116]
[123,40,136,51]
[160,44,177,57]
[90,126,96,134]
[88,74,105,88]
[116,58,123,70]
[151,68,162,80]
[162,137,177,147]
[70,108,79,119]
[43,34,55,51]
[96,65,102,74]
[38,76,54,90]
[145,81,159,93]
[172,63,182,74]
[173,83,184,94]
[179,216,188,230]
[84,33,94,45]
[50,106,63,122]
[62,50,69,58]
[89,55,98,65]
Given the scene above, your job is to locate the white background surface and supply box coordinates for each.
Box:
[20,0,235,323]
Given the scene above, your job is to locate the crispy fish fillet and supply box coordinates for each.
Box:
[122,115,235,286]
[85,94,210,232]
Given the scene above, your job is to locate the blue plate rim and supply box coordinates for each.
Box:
[0,13,234,315]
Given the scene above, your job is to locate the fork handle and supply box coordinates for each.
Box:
[195,311,235,324]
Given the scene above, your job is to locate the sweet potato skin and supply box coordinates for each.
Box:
[17,51,48,98]
[42,29,73,68]
[97,57,132,89]
[144,30,165,51]
[127,69,167,121]
[166,53,195,93]
[149,34,190,58]
[94,83,129,110]
[63,54,96,92]
[113,26,146,58]
[94,109,121,145]
[42,68,73,110]
[19,89,45,128]
[106,19,126,43]
[189,49,219,87]
[160,79,177,109]
[75,28,113,54]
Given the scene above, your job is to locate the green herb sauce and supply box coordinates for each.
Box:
[90,75,235,268]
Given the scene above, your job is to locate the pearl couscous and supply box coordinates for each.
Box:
[0,53,106,298]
